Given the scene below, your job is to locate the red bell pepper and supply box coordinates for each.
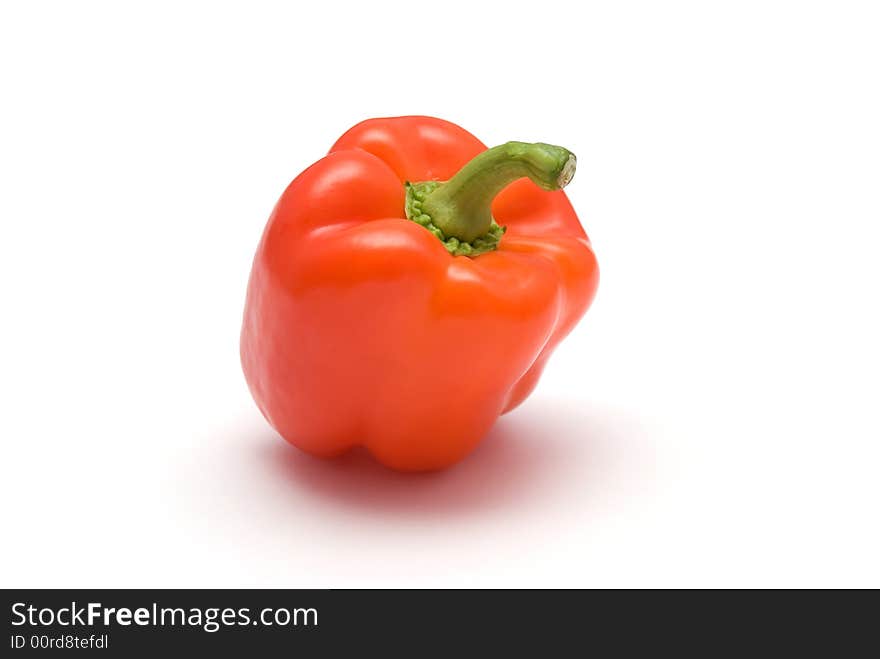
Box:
[241,116,599,471]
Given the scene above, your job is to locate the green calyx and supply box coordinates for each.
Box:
[405,181,506,257]
[403,141,576,258]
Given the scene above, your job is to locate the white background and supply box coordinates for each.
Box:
[2,1,878,588]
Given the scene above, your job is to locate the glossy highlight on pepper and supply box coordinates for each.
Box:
[241,116,599,471]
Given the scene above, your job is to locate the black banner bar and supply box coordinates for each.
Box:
[2,589,875,653]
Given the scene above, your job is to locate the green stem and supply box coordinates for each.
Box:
[420,142,576,244]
